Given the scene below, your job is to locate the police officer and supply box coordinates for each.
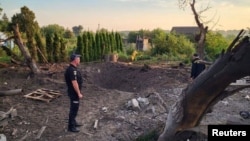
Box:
[190,53,206,80]
[64,54,83,132]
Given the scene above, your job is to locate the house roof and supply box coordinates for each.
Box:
[170,26,200,35]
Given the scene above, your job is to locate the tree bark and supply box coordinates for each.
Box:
[158,31,250,141]
[190,0,208,59]
[12,24,41,74]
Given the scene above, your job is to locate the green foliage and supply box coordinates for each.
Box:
[76,35,83,55]
[205,31,230,61]
[115,32,123,52]
[95,33,102,60]
[117,51,129,62]
[136,53,151,61]
[53,33,60,62]
[41,24,65,37]
[72,25,83,36]
[127,31,138,43]
[64,29,74,38]
[34,32,47,63]
[150,31,195,63]
[60,39,68,62]
[0,56,10,63]
[125,45,136,56]
[74,30,124,62]
[82,32,89,62]
[11,6,39,61]
[151,28,168,55]
[0,13,9,32]
[127,29,152,44]
[46,33,54,62]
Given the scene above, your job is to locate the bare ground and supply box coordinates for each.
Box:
[0,61,249,141]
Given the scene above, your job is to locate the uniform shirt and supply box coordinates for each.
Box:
[191,58,206,79]
[64,64,83,98]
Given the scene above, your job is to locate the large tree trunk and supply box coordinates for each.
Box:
[158,30,250,141]
[12,24,41,74]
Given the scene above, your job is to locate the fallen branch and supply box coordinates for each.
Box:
[0,107,17,127]
[18,131,30,141]
[0,89,23,96]
[0,107,17,120]
[36,126,46,139]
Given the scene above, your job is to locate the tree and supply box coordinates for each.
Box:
[60,38,67,62]
[0,13,9,32]
[72,25,83,36]
[178,0,210,59]
[53,33,60,62]
[64,28,74,38]
[82,32,89,62]
[41,24,65,37]
[12,24,40,74]
[95,32,102,60]
[158,30,250,141]
[76,35,83,57]
[1,6,40,74]
[127,31,138,43]
[115,32,123,52]
[150,29,195,61]
[45,33,54,62]
[151,28,168,55]
[34,32,47,63]
[205,31,230,61]
[11,6,40,61]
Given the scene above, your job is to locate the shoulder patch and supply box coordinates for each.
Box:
[73,71,77,76]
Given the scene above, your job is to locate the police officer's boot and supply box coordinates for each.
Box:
[68,125,80,132]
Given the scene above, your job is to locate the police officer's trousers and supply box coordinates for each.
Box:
[68,98,79,129]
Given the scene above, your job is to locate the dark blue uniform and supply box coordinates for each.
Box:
[64,64,83,131]
[191,58,206,79]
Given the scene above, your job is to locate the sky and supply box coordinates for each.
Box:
[1,0,250,31]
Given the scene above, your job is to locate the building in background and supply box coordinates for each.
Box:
[136,35,150,51]
[171,26,200,42]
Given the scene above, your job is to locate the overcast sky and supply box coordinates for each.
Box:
[1,0,250,31]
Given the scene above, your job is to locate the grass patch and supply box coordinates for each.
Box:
[0,56,11,63]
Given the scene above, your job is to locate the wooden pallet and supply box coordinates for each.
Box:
[24,88,62,103]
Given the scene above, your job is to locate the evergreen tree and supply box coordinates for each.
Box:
[76,35,83,58]
[11,6,39,60]
[86,31,92,61]
[0,13,9,32]
[115,32,123,52]
[82,32,89,62]
[46,33,54,62]
[60,39,67,62]
[95,32,102,60]
[34,32,47,63]
[53,33,60,62]
[109,31,115,53]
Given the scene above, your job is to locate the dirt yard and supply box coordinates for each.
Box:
[0,61,250,141]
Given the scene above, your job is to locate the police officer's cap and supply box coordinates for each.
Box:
[70,54,81,61]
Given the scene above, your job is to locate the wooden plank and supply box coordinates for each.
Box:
[23,88,62,103]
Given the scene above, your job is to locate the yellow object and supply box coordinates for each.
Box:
[131,50,138,61]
